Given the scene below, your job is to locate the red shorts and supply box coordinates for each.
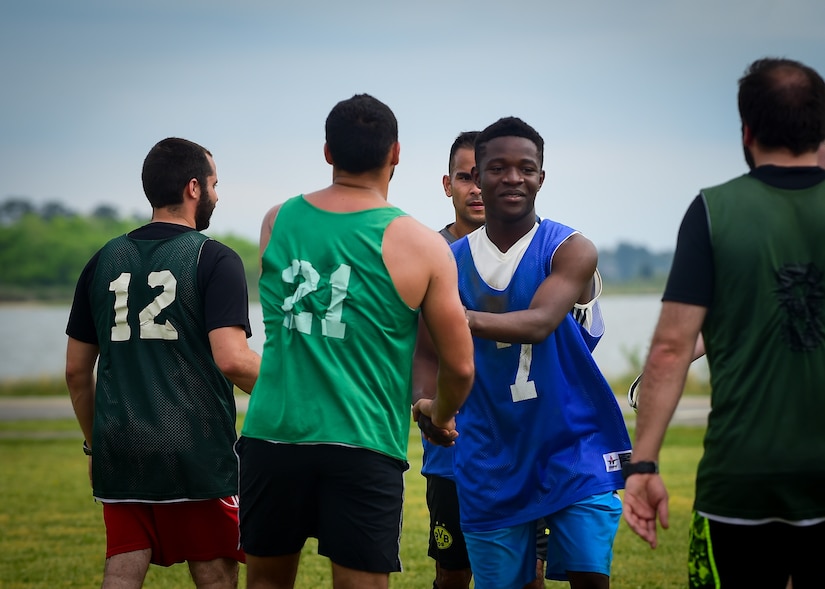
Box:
[103,497,245,567]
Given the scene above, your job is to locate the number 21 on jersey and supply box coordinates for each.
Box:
[280,259,351,340]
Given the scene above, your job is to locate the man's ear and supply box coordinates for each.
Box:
[442,174,452,197]
[471,166,481,188]
[390,141,400,166]
[323,143,334,165]
[742,124,754,147]
[185,177,200,201]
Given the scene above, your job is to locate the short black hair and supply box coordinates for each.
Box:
[738,57,825,155]
[141,138,212,208]
[325,94,398,174]
[448,131,480,174]
[475,117,544,168]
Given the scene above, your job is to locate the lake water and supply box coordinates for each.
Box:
[0,296,708,381]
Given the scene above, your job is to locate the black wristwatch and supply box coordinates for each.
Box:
[621,460,658,480]
[82,440,93,456]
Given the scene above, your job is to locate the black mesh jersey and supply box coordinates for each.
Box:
[69,224,250,501]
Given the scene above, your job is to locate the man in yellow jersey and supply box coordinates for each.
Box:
[238,94,475,589]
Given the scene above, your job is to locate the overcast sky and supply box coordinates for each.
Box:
[2,0,824,251]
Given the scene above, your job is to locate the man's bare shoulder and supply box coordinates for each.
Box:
[386,215,453,259]
[263,202,284,226]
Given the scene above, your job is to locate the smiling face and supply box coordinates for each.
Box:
[473,136,544,226]
[443,147,485,237]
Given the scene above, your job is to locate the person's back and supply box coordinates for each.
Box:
[244,194,424,460]
[623,57,825,589]
[65,137,261,588]
[239,94,474,589]
[90,229,238,500]
[697,172,825,518]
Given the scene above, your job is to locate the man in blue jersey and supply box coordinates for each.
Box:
[444,117,631,589]
[623,57,825,589]
[415,131,549,589]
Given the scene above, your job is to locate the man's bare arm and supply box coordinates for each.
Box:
[412,317,438,404]
[623,301,706,548]
[412,314,460,446]
[633,302,706,461]
[65,337,99,445]
[258,204,282,263]
[417,239,474,429]
[209,326,261,394]
[467,233,598,343]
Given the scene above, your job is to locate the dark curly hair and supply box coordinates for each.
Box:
[325,94,398,174]
[475,117,544,168]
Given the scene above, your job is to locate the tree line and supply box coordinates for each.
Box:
[0,198,258,302]
[0,197,670,302]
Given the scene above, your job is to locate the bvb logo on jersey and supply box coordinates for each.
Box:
[433,524,453,549]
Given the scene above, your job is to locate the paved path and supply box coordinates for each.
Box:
[0,394,710,426]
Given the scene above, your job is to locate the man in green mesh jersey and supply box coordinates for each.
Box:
[623,57,825,589]
[66,137,261,588]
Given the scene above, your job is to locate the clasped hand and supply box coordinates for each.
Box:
[411,399,458,447]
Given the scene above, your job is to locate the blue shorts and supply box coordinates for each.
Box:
[464,522,537,589]
[464,491,621,589]
[543,491,622,581]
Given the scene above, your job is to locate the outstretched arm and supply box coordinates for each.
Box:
[412,316,437,405]
[414,238,474,435]
[466,233,597,343]
[623,301,706,548]
[412,315,460,446]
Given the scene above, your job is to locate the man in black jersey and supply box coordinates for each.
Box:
[65,137,261,589]
[623,58,825,589]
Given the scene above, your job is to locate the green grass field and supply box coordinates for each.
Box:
[0,409,703,589]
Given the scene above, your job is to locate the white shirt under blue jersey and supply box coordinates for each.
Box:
[451,219,631,533]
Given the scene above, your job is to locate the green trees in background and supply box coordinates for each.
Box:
[0,198,259,302]
[0,196,669,302]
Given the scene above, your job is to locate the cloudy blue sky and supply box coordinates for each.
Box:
[2,0,823,251]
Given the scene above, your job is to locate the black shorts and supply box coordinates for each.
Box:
[425,475,471,570]
[237,437,409,573]
[535,516,548,562]
[689,512,825,588]
[425,475,549,569]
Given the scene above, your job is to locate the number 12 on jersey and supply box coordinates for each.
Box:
[108,271,179,342]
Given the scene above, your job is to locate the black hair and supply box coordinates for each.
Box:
[738,57,825,155]
[325,94,398,174]
[448,131,480,174]
[141,138,213,208]
[475,117,544,168]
